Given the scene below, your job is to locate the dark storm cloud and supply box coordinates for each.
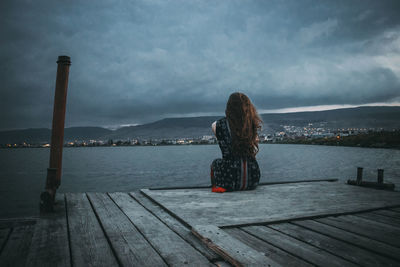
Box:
[1,0,400,130]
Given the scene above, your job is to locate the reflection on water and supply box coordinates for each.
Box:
[0,144,399,218]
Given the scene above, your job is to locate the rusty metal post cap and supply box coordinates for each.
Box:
[57,55,71,65]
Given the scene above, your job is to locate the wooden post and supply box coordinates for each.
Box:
[356,167,363,185]
[40,55,71,212]
[377,169,384,184]
[347,167,394,190]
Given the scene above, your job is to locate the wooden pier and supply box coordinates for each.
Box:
[1,180,400,266]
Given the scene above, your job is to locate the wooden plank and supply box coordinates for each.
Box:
[26,194,70,267]
[87,192,167,267]
[109,192,212,266]
[389,207,400,213]
[0,228,11,254]
[214,261,233,267]
[224,228,311,267]
[354,212,400,227]
[131,192,220,261]
[0,218,37,229]
[293,220,400,261]
[269,223,398,267]
[192,225,279,267]
[373,209,400,219]
[242,225,357,267]
[317,215,400,247]
[149,178,339,190]
[141,182,400,227]
[66,193,118,267]
[258,178,338,185]
[0,225,34,266]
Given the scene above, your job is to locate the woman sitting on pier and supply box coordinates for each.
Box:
[211,92,262,193]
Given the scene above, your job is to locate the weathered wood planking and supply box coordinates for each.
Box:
[149,178,338,190]
[317,215,400,247]
[242,225,357,267]
[214,261,233,267]
[87,192,167,267]
[141,182,400,227]
[331,215,400,247]
[26,194,70,267]
[1,181,399,267]
[373,209,400,219]
[130,192,220,261]
[0,228,11,254]
[293,219,400,261]
[269,222,398,266]
[224,228,312,267]
[390,207,400,213]
[109,192,212,266]
[0,218,37,229]
[65,193,118,267]
[354,212,400,227]
[192,225,279,267]
[0,225,34,266]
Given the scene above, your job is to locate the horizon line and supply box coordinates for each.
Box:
[2,103,399,131]
[258,102,400,114]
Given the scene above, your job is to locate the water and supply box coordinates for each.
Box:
[0,144,399,218]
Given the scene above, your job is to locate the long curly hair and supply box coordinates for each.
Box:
[225,92,262,158]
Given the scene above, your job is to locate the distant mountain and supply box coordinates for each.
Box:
[0,128,51,144]
[109,116,219,140]
[1,106,399,144]
[261,106,400,132]
[64,127,112,140]
[108,106,400,140]
[0,127,112,144]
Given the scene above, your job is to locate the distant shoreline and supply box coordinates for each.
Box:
[1,142,399,150]
[274,142,400,150]
[274,130,400,150]
[1,129,399,150]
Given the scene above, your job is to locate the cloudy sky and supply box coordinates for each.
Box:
[1,0,400,130]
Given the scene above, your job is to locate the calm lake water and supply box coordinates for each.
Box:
[0,144,399,218]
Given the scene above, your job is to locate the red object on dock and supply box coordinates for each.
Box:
[212,186,226,193]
